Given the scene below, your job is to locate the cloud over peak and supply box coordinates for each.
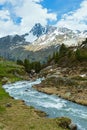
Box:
[0,0,57,37]
[0,0,87,37]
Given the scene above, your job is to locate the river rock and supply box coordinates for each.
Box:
[2,77,9,84]
[69,122,77,130]
[65,92,71,98]
[5,103,12,107]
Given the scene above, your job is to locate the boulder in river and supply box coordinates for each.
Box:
[69,122,77,130]
[56,117,71,129]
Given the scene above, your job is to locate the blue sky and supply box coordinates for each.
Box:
[41,0,82,16]
[0,0,87,37]
[41,0,83,24]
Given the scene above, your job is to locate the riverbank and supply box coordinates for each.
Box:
[34,65,87,106]
[0,94,71,130]
[0,60,71,130]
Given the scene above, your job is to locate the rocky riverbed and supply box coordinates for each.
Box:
[33,65,87,106]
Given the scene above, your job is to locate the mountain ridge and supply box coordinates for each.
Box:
[0,23,87,62]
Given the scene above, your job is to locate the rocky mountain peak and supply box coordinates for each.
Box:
[30,23,46,37]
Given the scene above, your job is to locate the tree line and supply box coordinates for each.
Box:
[17,59,41,73]
[47,41,87,64]
[17,39,87,73]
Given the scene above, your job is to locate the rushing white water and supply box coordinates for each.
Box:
[3,78,87,130]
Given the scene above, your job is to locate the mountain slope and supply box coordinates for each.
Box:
[33,40,87,106]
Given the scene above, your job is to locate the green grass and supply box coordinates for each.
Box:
[0,84,9,115]
[0,59,24,115]
[0,60,25,78]
[0,85,10,100]
[0,106,6,113]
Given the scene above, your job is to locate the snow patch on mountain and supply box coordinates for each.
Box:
[24,25,87,52]
[63,39,78,46]
[25,32,37,42]
[24,23,57,43]
[0,23,87,53]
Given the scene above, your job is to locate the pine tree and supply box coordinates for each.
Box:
[53,52,56,59]
[54,52,59,63]
[17,59,23,65]
[75,49,81,61]
[59,44,68,57]
[24,59,31,72]
[47,55,51,63]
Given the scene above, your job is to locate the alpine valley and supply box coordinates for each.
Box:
[0,23,87,63]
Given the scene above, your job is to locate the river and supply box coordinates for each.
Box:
[3,78,87,130]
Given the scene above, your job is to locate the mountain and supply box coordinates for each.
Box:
[0,23,87,62]
[0,23,57,61]
[24,26,87,52]
[24,23,56,42]
[0,23,56,47]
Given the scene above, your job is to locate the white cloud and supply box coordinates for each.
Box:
[0,10,10,20]
[14,0,57,32]
[0,0,57,37]
[0,0,6,4]
[57,0,87,31]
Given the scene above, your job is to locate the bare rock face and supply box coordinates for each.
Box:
[69,122,77,130]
